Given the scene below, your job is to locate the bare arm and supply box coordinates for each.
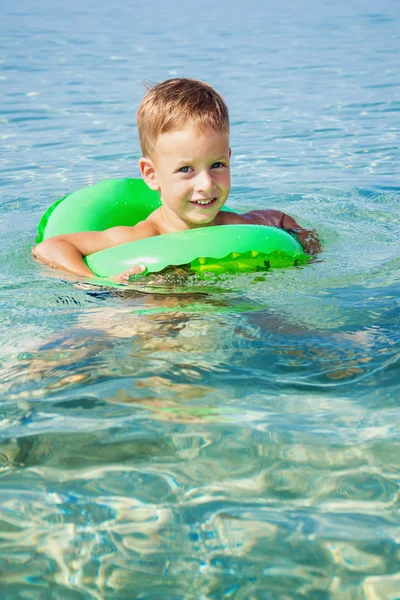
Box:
[225,209,322,256]
[32,221,158,279]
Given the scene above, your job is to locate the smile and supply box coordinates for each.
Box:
[190,197,217,206]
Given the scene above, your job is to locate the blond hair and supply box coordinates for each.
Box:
[136,78,229,158]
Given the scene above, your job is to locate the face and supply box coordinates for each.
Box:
[140,125,231,230]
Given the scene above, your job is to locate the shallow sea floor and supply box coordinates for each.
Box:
[1,0,400,598]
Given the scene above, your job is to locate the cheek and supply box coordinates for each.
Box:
[176,180,192,195]
[220,171,231,188]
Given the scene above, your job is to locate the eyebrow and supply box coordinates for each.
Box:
[176,153,229,164]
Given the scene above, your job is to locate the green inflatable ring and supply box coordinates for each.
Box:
[36,178,309,276]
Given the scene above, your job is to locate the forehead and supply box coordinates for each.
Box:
[153,126,230,161]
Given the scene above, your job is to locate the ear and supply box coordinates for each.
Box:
[229,147,232,159]
[139,157,159,191]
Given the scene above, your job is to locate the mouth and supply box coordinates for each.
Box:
[190,197,218,208]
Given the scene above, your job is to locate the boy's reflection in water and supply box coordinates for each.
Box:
[10,268,388,421]
[11,275,246,409]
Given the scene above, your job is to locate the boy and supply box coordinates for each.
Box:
[33,78,320,282]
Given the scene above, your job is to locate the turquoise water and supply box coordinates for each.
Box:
[1,0,399,597]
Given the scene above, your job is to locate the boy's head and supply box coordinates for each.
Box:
[136,78,229,159]
[137,79,231,229]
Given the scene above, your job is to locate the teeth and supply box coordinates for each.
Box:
[194,198,215,205]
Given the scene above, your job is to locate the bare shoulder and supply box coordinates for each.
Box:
[105,219,160,244]
[217,209,283,227]
[216,210,247,225]
[239,209,284,227]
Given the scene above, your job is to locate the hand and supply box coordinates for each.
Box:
[110,265,147,283]
[279,214,322,256]
[291,229,322,256]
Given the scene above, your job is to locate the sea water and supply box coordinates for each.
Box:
[0,0,399,597]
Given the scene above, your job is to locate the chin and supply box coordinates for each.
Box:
[187,207,220,224]
[189,216,215,226]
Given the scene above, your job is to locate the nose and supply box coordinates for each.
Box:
[195,169,214,194]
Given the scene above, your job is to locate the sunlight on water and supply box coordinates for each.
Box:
[1,0,400,597]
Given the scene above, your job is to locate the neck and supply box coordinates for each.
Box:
[159,206,216,233]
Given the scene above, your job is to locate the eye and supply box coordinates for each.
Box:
[211,162,225,169]
[178,166,191,173]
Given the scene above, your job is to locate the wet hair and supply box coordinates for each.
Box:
[136,78,229,158]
